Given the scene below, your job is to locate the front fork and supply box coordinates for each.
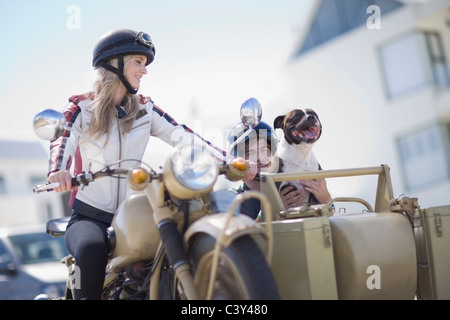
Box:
[144,178,198,300]
[154,211,199,300]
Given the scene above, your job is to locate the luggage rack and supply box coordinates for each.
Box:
[260,164,394,220]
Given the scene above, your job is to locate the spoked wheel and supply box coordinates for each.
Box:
[188,234,280,300]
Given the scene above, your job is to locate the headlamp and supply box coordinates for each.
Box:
[164,144,218,200]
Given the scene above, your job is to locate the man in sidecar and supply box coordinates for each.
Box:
[226,121,331,220]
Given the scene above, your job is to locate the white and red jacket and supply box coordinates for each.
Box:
[48,93,226,220]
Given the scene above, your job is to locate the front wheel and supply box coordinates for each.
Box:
[188,234,280,300]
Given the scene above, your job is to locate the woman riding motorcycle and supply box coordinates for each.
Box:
[46,28,226,300]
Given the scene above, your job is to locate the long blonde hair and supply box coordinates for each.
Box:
[86,55,140,143]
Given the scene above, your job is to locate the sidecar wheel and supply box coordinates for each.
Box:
[188,234,280,300]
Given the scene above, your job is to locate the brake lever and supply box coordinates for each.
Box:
[33,177,80,193]
[33,173,94,193]
[33,182,61,193]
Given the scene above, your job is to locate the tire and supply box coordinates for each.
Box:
[188,234,280,300]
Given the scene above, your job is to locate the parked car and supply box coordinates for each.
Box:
[0,223,69,300]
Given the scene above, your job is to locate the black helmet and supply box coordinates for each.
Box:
[93,29,155,67]
[92,29,156,94]
[227,121,278,157]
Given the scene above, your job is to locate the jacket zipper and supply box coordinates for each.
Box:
[132,120,150,131]
[116,116,122,211]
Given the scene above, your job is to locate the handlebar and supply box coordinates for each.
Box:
[33,154,248,193]
[33,159,248,194]
[33,170,127,193]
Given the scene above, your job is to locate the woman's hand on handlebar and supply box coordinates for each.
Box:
[48,170,77,193]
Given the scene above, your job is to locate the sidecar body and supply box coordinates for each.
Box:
[259,165,450,300]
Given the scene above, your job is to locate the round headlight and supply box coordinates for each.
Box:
[164,144,218,199]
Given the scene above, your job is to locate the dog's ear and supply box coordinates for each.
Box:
[273,115,285,129]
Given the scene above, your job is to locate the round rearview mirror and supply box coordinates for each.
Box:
[33,109,66,141]
[240,97,262,128]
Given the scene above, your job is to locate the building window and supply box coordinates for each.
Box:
[397,122,450,190]
[295,0,403,57]
[379,30,450,99]
[426,31,450,88]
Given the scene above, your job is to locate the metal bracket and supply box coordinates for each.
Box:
[322,224,332,248]
[434,214,443,237]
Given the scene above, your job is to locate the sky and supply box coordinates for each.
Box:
[2,1,446,209]
[0,0,313,155]
[0,0,379,203]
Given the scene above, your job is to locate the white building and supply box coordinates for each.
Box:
[0,140,67,227]
[275,0,450,209]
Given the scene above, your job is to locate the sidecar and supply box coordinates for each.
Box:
[258,164,450,300]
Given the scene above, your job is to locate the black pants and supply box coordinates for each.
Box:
[65,212,110,300]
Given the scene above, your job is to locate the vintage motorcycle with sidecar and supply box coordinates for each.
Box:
[33,96,450,300]
[32,98,280,300]
[257,160,450,300]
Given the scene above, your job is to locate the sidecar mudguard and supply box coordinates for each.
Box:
[184,213,266,248]
[329,211,417,300]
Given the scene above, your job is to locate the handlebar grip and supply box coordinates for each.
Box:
[33,182,59,193]
[33,176,81,193]
[71,177,80,186]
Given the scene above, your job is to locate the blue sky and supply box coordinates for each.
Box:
[0,0,313,145]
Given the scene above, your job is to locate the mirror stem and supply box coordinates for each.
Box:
[226,124,254,163]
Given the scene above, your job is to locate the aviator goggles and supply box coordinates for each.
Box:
[135,31,154,49]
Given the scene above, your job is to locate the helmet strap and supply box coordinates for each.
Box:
[97,55,138,95]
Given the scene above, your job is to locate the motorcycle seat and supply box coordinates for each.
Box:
[46,216,70,237]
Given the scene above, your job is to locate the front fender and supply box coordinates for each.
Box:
[184,213,266,248]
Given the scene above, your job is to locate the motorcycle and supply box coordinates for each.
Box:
[32,98,280,300]
[258,161,450,300]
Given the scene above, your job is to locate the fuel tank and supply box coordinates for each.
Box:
[107,192,160,273]
[329,212,417,299]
